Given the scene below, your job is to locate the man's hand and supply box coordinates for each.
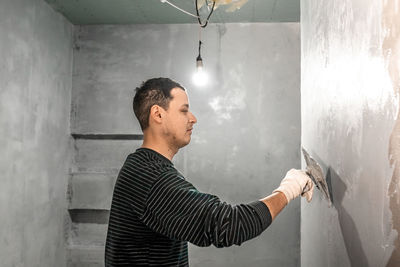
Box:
[273,169,314,203]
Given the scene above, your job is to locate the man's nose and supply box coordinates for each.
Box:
[190,112,197,124]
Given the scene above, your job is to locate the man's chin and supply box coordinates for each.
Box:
[178,139,191,149]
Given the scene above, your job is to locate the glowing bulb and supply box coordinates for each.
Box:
[193,67,209,86]
[192,56,208,86]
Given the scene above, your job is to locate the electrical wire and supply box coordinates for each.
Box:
[160,0,199,18]
[195,0,216,28]
[196,26,203,64]
[198,34,202,58]
[159,0,216,28]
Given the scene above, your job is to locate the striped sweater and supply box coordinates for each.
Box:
[105,147,272,266]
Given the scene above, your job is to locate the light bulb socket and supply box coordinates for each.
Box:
[196,55,203,69]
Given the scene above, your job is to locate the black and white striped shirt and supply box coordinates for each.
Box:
[105,147,272,266]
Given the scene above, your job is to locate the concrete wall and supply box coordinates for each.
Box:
[70,23,301,266]
[301,0,400,266]
[0,0,73,266]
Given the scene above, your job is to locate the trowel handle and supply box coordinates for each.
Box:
[305,169,320,190]
[301,180,312,195]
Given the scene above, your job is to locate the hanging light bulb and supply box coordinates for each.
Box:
[192,40,209,86]
[193,55,208,86]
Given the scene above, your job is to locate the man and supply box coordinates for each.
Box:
[105,77,313,266]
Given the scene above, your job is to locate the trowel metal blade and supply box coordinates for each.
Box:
[302,147,332,205]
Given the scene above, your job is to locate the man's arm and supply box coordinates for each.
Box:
[140,168,313,247]
[262,168,314,221]
[260,192,287,221]
[140,171,272,248]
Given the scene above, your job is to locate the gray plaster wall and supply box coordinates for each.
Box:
[301,0,400,266]
[71,23,300,266]
[0,0,73,266]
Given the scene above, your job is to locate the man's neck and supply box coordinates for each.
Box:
[141,135,178,161]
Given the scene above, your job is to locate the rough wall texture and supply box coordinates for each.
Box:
[71,23,301,266]
[0,0,73,266]
[301,0,400,266]
[383,1,400,265]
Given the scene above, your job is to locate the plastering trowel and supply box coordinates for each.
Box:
[302,147,332,205]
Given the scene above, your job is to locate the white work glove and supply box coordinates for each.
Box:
[273,169,314,203]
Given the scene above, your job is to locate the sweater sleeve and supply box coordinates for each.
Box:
[139,170,272,248]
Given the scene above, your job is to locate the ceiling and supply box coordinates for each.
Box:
[44,0,299,25]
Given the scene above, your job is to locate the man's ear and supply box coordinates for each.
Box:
[149,105,163,124]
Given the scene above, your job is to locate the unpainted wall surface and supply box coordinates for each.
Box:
[0,0,73,266]
[71,23,301,266]
[301,0,400,266]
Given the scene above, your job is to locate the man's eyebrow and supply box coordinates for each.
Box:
[181,104,189,108]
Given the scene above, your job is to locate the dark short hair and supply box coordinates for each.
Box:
[133,77,185,131]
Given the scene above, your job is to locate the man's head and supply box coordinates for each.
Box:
[133,77,197,149]
[133,78,184,131]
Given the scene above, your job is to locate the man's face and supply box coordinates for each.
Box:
[161,88,197,149]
